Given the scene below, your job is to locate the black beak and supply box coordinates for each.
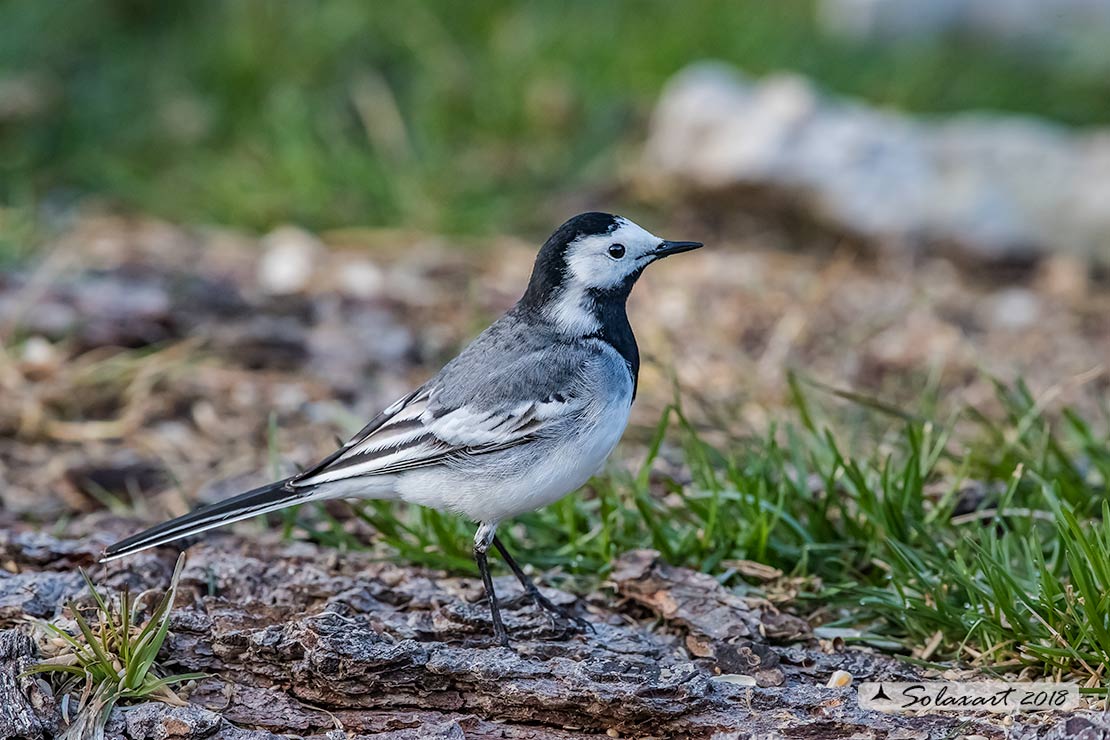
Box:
[653,240,704,258]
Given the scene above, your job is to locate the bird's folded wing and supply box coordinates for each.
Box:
[293,382,585,487]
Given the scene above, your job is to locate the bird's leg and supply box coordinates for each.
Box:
[492,535,594,634]
[473,523,509,647]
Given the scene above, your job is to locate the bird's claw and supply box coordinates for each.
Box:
[527,588,594,635]
[559,611,596,635]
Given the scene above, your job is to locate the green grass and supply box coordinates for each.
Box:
[25,554,205,738]
[285,376,1110,688]
[4,1,1110,236]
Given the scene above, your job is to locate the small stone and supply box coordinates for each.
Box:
[337,258,385,299]
[258,225,322,295]
[826,669,853,688]
[988,288,1040,330]
[711,674,758,686]
[19,336,57,375]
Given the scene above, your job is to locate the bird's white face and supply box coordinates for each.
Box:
[530,213,702,336]
[562,217,663,292]
[544,217,666,335]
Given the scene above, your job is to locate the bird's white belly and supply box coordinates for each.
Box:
[394,375,633,524]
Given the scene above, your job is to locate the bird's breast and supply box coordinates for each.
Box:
[394,348,633,523]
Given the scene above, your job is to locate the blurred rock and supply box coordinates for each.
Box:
[645,64,1110,263]
[0,571,83,622]
[62,454,171,512]
[18,336,58,378]
[819,0,1110,64]
[76,274,172,324]
[309,300,415,394]
[211,315,309,370]
[986,288,1041,330]
[53,273,173,348]
[0,270,181,349]
[5,295,78,337]
[336,257,385,299]
[257,225,323,295]
[171,273,251,322]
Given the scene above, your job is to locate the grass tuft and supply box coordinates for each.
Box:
[24,554,205,739]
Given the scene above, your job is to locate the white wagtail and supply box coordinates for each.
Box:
[101,212,703,646]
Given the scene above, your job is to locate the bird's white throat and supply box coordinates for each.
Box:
[544,283,601,335]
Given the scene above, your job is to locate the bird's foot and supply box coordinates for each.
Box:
[485,602,511,648]
[526,586,595,635]
[491,627,511,649]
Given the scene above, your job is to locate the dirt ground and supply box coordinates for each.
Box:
[2,212,1109,738]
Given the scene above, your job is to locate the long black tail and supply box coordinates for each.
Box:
[100,477,315,562]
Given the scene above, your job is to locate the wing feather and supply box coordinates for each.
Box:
[293,387,585,487]
[292,337,603,488]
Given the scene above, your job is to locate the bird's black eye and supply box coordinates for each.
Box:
[608,243,626,259]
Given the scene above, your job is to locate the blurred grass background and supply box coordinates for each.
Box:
[4,0,1110,239]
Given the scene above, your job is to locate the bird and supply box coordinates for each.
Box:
[101,212,703,646]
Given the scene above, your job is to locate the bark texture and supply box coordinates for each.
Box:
[2,528,1104,739]
[0,630,60,739]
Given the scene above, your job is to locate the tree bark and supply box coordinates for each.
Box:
[2,528,1105,739]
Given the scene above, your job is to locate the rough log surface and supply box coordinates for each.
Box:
[2,527,1107,739]
[0,630,59,739]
